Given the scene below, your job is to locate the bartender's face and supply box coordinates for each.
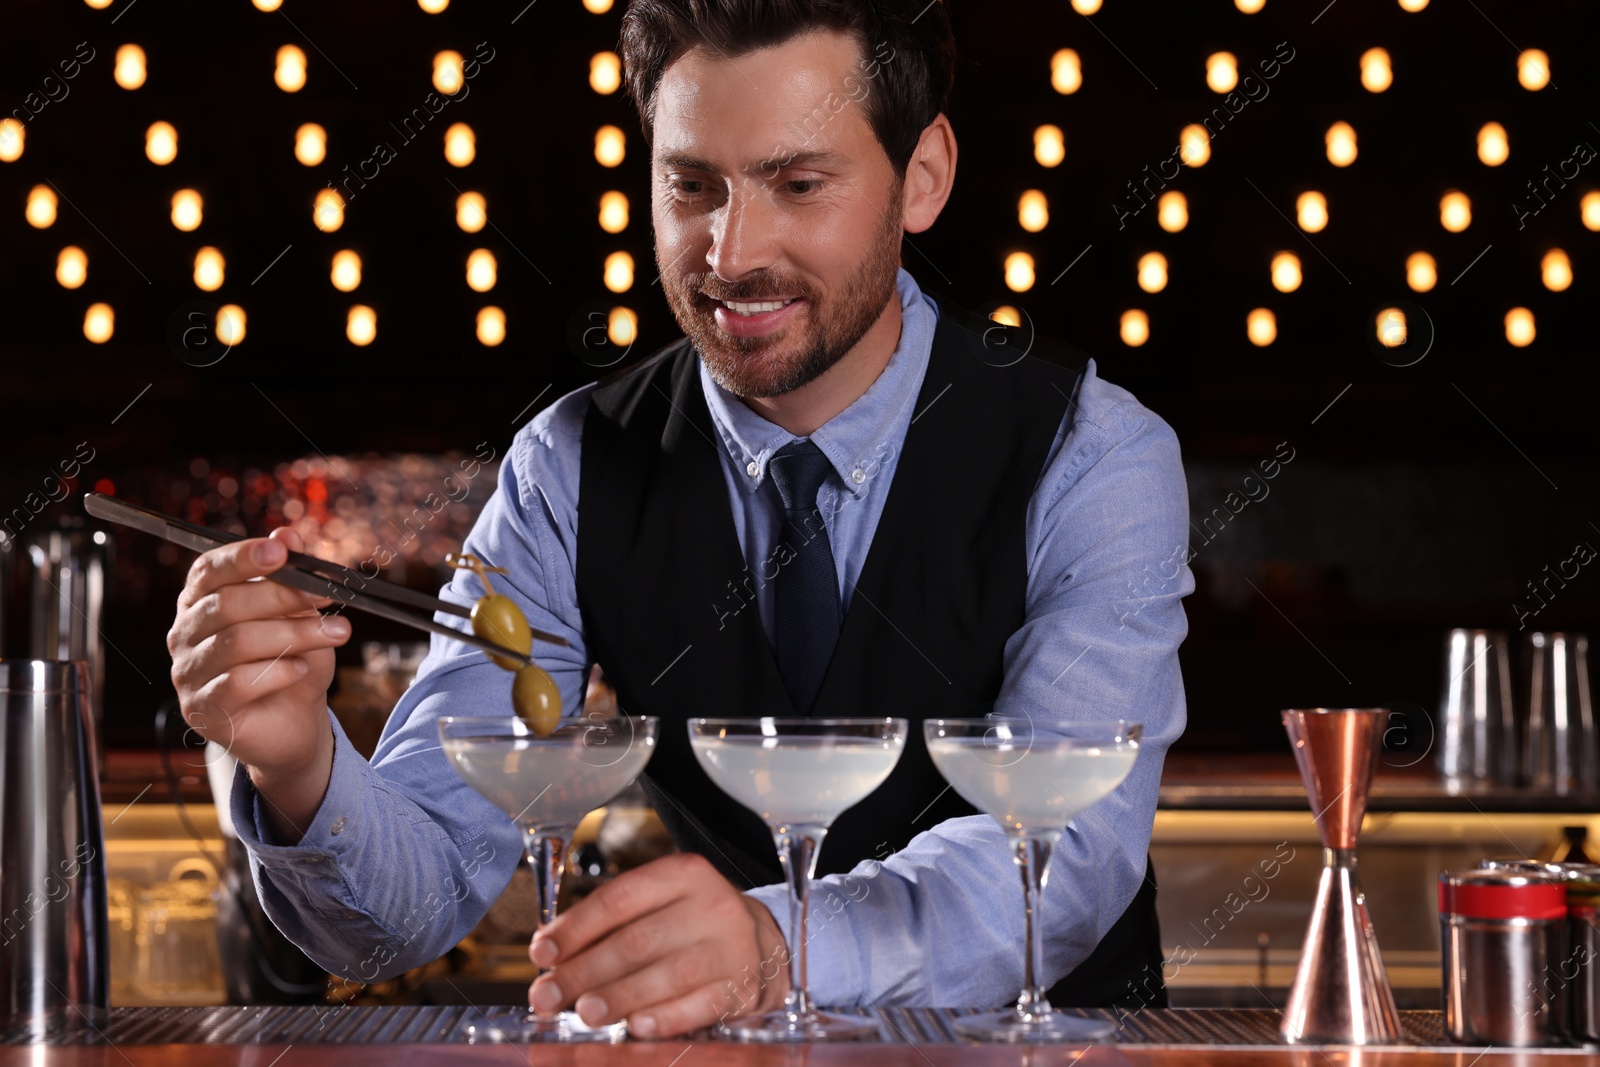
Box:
[651,29,905,399]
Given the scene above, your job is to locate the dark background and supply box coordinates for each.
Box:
[1,0,1597,752]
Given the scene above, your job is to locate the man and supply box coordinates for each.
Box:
[166,0,1192,1039]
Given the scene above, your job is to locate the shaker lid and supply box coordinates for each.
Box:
[1440,869,1567,920]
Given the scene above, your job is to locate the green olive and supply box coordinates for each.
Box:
[513,665,562,737]
[471,594,531,671]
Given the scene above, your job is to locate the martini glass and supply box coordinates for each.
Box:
[925,717,1141,1044]
[688,717,908,1041]
[438,714,658,1042]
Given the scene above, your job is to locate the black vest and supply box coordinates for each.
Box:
[575,293,1166,1009]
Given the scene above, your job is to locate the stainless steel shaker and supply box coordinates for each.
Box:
[1563,867,1600,1045]
[24,524,111,751]
[0,660,109,1036]
[1437,629,1516,789]
[1523,632,1596,796]
[1440,868,1568,1046]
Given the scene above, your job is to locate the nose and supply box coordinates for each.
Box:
[707,179,779,283]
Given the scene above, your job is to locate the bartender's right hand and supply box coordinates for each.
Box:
[166,527,351,843]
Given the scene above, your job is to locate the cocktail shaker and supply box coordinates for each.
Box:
[1522,632,1595,796]
[1436,629,1515,789]
[0,660,109,1036]
[1440,868,1568,1046]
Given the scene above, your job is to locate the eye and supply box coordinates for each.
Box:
[785,179,820,196]
[676,179,704,194]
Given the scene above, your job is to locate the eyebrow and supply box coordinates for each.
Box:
[657,150,851,174]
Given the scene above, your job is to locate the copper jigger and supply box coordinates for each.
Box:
[1279,708,1403,1045]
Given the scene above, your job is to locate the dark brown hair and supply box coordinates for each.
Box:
[619,0,957,178]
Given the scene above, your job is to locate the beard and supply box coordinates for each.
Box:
[659,186,905,399]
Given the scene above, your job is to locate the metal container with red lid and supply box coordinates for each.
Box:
[1440,868,1568,1046]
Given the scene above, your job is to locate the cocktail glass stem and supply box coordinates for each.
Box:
[1012,833,1056,1022]
[773,825,825,1021]
[522,828,569,931]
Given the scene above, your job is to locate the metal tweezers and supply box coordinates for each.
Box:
[83,491,565,667]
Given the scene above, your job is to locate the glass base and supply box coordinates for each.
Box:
[463,1007,628,1044]
[954,1008,1116,1044]
[717,1008,880,1042]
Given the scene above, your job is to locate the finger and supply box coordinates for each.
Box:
[269,526,306,554]
[178,538,293,611]
[626,978,760,1040]
[570,944,723,1029]
[172,577,339,652]
[532,853,710,964]
[190,654,312,724]
[185,615,349,682]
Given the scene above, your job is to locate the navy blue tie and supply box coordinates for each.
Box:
[767,440,842,716]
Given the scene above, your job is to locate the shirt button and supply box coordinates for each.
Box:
[851,469,866,484]
[747,461,760,478]
[330,815,348,836]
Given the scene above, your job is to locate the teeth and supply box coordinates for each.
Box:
[719,298,796,316]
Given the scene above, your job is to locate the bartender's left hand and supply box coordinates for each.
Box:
[527,852,790,1038]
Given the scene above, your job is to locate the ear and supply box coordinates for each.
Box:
[901,113,957,235]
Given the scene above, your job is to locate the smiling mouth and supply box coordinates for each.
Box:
[705,296,800,315]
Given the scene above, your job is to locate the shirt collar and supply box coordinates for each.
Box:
[699,266,938,498]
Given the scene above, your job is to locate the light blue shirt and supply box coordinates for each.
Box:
[233,266,1194,1007]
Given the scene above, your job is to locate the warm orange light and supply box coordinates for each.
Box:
[591,52,622,94]
[1518,50,1550,91]
[1440,190,1471,232]
[418,0,449,12]
[595,125,625,167]
[26,185,57,228]
[314,188,344,232]
[1070,0,1102,13]
[252,0,283,9]
[1179,124,1211,167]
[1206,52,1238,94]
[347,305,377,346]
[1297,191,1328,232]
[1018,190,1049,233]
[1376,308,1407,348]
[1542,249,1572,292]
[1325,122,1357,167]
[990,306,1021,327]
[1236,0,1265,12]
[444,123,476,166]
[275,45,307,92]
[331,250,362,292]
[1136,252,1167,294]
[1505,307,1535,346]
[84,303,114,343]
[456,192,487,233]
[146,121,177,164]
[1033,125,1065,168]
[583,0,613,11]
[1406,252,1437,292]
[216,305,246,346]
[295,123,326,166]
[599,191,629,233]
[0,119,22,162]
[1051,50,1082,95]
[1120,309,1149,347]
[1271,252,1302,292]
[171,189,202,231]
[477,306,506,346]
[1360,47,1392,93]
[194,247,225,292]
[1246,308,1276,346]
[607,306,637,346]
[604,251,634,293]
[1398,0,1428,9]
[466,248,497,292]
[56,247,87,289]
[114,45,147,90]
[1004,252,1035,292]
[1477,122,1509,166]
[1158,191,1188,233]
[434,51,465,95]
[1582,192,1600,231]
